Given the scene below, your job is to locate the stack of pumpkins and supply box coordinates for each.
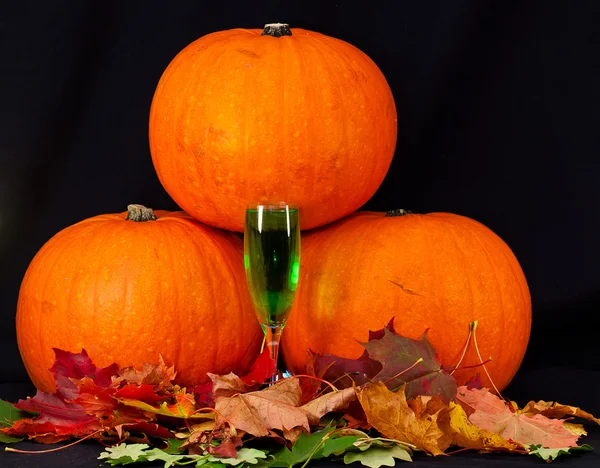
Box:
[16,24,531,394]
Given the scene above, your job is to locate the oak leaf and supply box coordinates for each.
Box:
[528,443,593,462]
[356,382,448,456]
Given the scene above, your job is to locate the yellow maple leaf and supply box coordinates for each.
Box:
[441,402,517,452]
[356,382,448,456]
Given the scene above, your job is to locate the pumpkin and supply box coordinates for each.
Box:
[16,204,263,393]
[281,210,532,391]
[149,23,397,232]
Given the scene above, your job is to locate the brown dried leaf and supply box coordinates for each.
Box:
[301,387,356,425]
[208,372,254,400]
[521,400,600,425]
[356,382,448,456]
[214,377,310,440]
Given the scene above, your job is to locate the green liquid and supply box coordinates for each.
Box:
[244,207,300,327]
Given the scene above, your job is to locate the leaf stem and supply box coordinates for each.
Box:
[470,321,504,400]
[450,323,474,375]
[5,430,103,454]
[294,374,339,393]
[384,357,423,388]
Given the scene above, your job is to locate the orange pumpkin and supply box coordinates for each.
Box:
[281,210,532,391]
[149,23,397,232]
[16,204,263,393]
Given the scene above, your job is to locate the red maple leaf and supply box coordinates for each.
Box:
[2,349,162,442]
[240,347,277,386]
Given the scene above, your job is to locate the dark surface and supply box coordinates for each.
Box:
[1,0,600,467]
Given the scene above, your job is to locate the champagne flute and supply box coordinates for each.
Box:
[244,202,300,385]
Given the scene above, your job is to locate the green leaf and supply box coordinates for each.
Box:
[321,436,361,457]
[0,399,31,427]
[0,433,24,443]
[208,448,268,466]
[145,447,205,468]
[0,399,31,443]
[343,446,413,467]
[528,444,593,462]
[98,443,150,465]
[164,438,187,455]
[269,425,336,467]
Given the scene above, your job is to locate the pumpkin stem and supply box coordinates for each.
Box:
[262,23,292,37]
[385,209,413,217]
[126,204,158,222]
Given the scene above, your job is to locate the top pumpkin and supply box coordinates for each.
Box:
[149,23,397,232]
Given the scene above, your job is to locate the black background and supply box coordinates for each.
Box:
[1,1,600,466]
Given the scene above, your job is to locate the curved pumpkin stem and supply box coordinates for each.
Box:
[262,23,292,37]
[126,204,157,222]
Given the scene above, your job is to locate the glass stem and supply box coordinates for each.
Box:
[263,325,283,385]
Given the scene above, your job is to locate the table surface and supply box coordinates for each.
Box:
[1,369,600,468]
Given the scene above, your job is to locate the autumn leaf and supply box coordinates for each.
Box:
[311,351,382,388]
[456,387,581,448]
[5,389,102,442]
[112,355,176,391]
[118,389,212,420]
[51,348,119,396]
[214,377,310,440]
[209,372,254,400]
[521,400,600,425]
[363,325,457,403]
[193,382,215,408]
[240,348,277,386]
[440,401,517,452]
[113,383,170,405]
[356,382,448,456]
[300,387,356,425]
[71,377,120,417]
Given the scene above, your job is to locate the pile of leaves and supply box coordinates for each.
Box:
[1,321,598,466]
